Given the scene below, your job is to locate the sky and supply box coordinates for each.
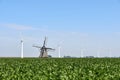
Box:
[0,0,120,57]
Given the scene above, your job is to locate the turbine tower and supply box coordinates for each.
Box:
[21,39,23,58]
[58,45,61,58]
[20,32,23,58]
[57,40,63,58]
[97,50,100,58]
[108,49,112,58]
[80,49,84,58]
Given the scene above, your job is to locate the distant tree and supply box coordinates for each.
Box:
[48,55,52,58]
[64,56,71,58]
[85,56,94,58]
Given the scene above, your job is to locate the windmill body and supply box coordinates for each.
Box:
[39,46,48,57]
[33,37,55,58]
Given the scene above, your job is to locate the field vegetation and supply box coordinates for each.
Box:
[0,58,120,80]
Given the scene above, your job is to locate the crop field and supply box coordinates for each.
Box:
[0,58,120,80]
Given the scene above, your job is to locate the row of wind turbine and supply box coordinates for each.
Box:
[19,34,112,58]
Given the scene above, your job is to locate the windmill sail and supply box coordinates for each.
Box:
[33,37,55,58]
[43,37,47,47]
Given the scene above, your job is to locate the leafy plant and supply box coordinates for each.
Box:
[0,58,120,80]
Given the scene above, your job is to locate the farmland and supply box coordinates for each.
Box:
[0,58,120,80]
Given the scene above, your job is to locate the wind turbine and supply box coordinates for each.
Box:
[20,33,24,58]
[80,49,84,58]
[57,41,63,58]
[97,49,100,58]
[108,48,112,58]
[58,45,61,58]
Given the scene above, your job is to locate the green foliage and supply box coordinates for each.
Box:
[0,58,120,80]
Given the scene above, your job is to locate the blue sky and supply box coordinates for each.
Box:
[0,0,120,57]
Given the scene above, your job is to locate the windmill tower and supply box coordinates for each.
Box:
[33,37,55,58]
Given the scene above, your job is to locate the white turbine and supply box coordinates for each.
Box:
[108,49,112,58]
[20,33,24,58]
[21,39,23,58]
[58,45,61,58]
[97,50,100,58]
[80,49,84,58]
[57,41,63,58]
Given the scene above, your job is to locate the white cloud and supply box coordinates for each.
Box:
[0,23,37,30]
[114,32,120,35]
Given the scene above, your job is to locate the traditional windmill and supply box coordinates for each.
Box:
[33,37,55,58]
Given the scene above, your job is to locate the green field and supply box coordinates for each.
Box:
[0,58,120,80]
